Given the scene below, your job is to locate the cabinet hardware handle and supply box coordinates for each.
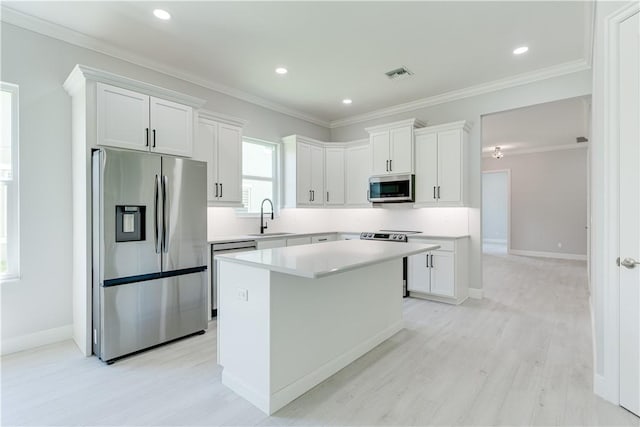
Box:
[312,190,315,201]
[389,159,392,171]
[426,254,429,268]
[437,186,440,199]
[386,160,389,172]
[327,192,329,202]
[145,128,149,147]
[220,183,223,198]
[433,186,436,199]
[309,190,312,202]
[215,182,218,198]
[318,238,328,242]
[152,129,156,148]
[430,254,434,268]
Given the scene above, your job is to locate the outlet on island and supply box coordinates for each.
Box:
[237,288,248,302]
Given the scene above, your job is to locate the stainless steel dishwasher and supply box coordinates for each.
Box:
[211,240,257,317]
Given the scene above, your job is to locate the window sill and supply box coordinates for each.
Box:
[0,274,21,284]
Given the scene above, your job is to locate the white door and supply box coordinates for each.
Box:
[325,147,345,205]
[370,131,390,175]
[618,10,640,417]
[217,124,242,204]
[407,253,431,293]
[429,252,455,297]
[150,97,193,157]
[296,142,312,206]
[194,120,218,202]
[415,133,438,203]
[346,144,370,206]
[96,83,149,151]
[389,126,413,174]
[310,144,325,206]
[437,129,462,203]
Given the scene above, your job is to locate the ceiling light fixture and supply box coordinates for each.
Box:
[513,46,529,55]
[492,146,504,159]
[275,67,288,75]
[153,9,171,20]
[342,99,352,105]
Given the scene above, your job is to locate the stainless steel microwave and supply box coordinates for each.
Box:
[368,174,415,203]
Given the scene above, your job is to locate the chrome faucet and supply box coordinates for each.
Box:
[260,198,274,234]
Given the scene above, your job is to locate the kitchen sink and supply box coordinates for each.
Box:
[247,232,295,237]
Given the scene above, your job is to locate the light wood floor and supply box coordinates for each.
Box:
[3,253,639,426]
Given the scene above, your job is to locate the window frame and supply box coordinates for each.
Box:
[236,137,281,217]
[0,81,20,282]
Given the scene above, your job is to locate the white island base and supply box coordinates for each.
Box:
[216,240,436,415]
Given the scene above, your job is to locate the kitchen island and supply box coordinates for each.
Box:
[215,239,439,414]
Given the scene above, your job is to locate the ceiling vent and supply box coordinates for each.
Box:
[385,66,414,80]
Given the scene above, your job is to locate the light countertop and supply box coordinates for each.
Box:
[215,239,439,279]
[209,231,469,244]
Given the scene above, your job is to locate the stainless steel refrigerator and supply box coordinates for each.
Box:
[92,148,207,363]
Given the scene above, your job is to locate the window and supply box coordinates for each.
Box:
[0,82,19,280]
[239,138,279,215]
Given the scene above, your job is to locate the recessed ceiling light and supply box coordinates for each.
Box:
[513,46,529,55]
[275,67,288,75]
[153,9,171,20]
[342,99,352,105]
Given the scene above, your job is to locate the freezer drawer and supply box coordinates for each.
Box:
[97,271,207,362]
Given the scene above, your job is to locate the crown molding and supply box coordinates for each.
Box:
[330,59,591,129]
[1,5,331,128]
[364,118,425,133]
[198,109,249,128]
[482,143,588,158]
[415,120,472,135]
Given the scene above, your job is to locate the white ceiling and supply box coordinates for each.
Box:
[482,96,590,153]
[3,1,590,125]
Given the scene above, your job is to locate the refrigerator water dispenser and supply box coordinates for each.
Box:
[115,206,145,242]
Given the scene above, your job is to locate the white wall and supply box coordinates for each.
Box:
[330,69,593,294]
[483,149,588,256]
[482,171,508,244]
[0,22,330,353]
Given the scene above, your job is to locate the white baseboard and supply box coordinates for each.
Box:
[468,288,484,299]
[509,249,587,261]
[483,238,507,245]
[1,324,73,356]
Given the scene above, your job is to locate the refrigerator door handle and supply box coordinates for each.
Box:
[162,175,169,253]
[154,174,162,253]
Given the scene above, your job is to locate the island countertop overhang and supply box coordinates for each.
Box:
[215,239,440,279]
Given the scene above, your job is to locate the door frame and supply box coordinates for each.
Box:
[481,169,511,253]
[598,1,640,405]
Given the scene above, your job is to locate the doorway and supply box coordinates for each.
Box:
[482,170,509,255]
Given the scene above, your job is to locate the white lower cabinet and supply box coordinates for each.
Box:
[257,239,286,250]
[407,238,468,304]
[286,236,312,246]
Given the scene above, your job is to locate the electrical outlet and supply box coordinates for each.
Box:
[237,288,248,302]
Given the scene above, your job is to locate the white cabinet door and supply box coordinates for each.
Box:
[217,124,242,204]
[389,126,413,174]
[257,239,286,250]
[415,133,438,204]
[407,253,431,293]
[370,131,390,175]
[437,130,462,203]
[150,96,193,157]
[296,143,312,206]
[346,144,370,206]
[429,251,455,297]
[287,236,311,247]
[310,145,325,206]
[324,147,345,206]
[97,83,150,151]
[195,120,218,202]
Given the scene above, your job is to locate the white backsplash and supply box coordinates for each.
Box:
[207,206,469,240]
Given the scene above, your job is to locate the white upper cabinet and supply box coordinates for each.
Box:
[324,147,345,206]
[194,114,244,206]
[149,97,193,157]
[366,119,424,175]
[345,143,371,206]
[97,82,195,157]
[283,136,325,207]
[97,83,149,151]
[414,121,471,207]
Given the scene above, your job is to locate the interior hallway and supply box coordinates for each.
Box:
[2,253,638,426]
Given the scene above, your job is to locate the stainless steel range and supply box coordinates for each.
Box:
[360,230,422,295]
